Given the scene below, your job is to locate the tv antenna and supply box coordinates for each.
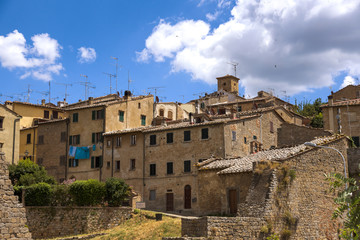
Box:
[111,57,122,92]
[127,71,133,91]
[103,72,116,94]
[80,74,96,100]
[23,85,33,102]
[54,82,73,102]
[148,87,165,102]
[227,61,239,77]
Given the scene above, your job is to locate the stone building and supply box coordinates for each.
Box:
[60,93,154,181]
[329,84,360,101]
[154,102,196,121]
[180,135,349,239]
[322,97,360,146]
[0,104,22,164]
[103,106,290,214]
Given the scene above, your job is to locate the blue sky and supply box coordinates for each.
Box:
[1,0,360,105]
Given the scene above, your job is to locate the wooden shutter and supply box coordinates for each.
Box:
[101,109,105,119]
[92,110,96,120]
[92,133,95,144]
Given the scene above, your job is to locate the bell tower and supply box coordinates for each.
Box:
[217,75,239,95]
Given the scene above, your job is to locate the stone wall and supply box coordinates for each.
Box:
[0,152,32,240]
[277,122,331,147]
[348,147,360,177]
[25,206,131,239]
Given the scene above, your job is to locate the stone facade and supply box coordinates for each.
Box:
[36,119,68,182]
[25,206,131,239]
[0,152,32,240]
[330,85,360,101]
[155,102,196,121]
[277,122,332,147]
[0,104,21,164]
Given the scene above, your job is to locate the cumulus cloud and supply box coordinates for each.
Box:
[0,30,63,81]
[138,0,360,97]
[77,47,96,63]
[340,76,357,89]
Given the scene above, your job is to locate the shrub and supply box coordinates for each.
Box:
[24,182,52,206]
[69,179,105,206]
[105,178,131,207]
[280,229,291,240]
[51,184,72,206]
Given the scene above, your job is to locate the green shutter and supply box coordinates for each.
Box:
[92,133,95,143]
[99,156,103,168]
[78,135,80,145]
[69,136,72,145]
[101,109,105,119]
[91,157,94,168]
[92,110,96,120]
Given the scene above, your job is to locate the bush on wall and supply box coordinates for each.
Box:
[105,178,131,207]
[69,179,106,206]
[24,182,52,206]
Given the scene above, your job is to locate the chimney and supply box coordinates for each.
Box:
[88,97,94,105]
[41,99,46,106]
[328,95,333,106]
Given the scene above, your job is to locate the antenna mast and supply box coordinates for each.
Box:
[111,57,122,92]
[80,74,95,100]
[55,82,73,101]
[148,87,165,102]
[103,72,116,94]
[227,61,239,77]
[127,71,133,91]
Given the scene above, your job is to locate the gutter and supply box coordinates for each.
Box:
[100,106,106,181]
[12,117,21,164]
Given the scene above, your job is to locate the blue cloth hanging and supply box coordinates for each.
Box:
[75,147,90,159]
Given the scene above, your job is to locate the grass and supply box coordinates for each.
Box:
[47,210,181,240]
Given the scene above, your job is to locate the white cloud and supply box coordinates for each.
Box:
[340,76,357,89]
[206,11,221,21]
[0,30,63,81]
[77,47,96,63]
[138,0,360,97]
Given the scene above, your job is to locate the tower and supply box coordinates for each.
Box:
[217,75,240,95]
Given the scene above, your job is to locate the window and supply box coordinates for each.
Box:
[0,142,3,150]
[91,156,102,168]
[218,108,226,115]
[149,190,156,200]
[150,164,156,176]
[237,106,242,112]
[59,155,66,166]
[130,135,136,145]
[92,132,103,143]
[107,161,110,168]
[116,160,120,171]
[107,140,111,147]
[167,132,173,144]
[184,160,191,173]
[232,131,236,141]
[44,110,49,119]
[130,159,136,170]
[244,137,247,144]
[26,133,31,144]
[150,135,156,146]
[92,109,105,120]
[159,109,164,117]
[73,113,78,123]
[167,162,173,174]
[270,121,274,133]
[119,111,124,122]
[168,111,173,120]
[184,130,191,142]
[200,102,205,109]
[253,135,257,140]
[116,136,121,147]
[53,111,59,119]
[60,132,66,142]
[352,136,360,147]
[138,103,141,109]
[69,158,79,167]
[38,135,44,145]
[201,128,209,139]
[0,117,4,129]
[141,115,146,126]
[69,135,80,145]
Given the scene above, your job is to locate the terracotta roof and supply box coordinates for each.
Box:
[37,118,67,125]
[321,98,360,107]
[12,101,63,110]
[198,135,345,175]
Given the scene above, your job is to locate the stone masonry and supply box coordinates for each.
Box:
[0,152,32,240]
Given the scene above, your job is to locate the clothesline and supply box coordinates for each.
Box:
[69,144,96,159]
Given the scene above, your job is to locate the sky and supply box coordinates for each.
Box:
[0,0,360,105]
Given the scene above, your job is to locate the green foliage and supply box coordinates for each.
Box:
[51,184,73,206]
[280,229,291,240]
[294,98,324,128]
[133,209,140,214]
[266,233,280,240]
[69,179,106,206]
[8,159,55,186]
[105,178,131,207]
[24,182,52,206]
[326,173,360,239]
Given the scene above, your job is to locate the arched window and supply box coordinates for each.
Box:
[184,185,191,209]
[168,111,173,120]
[159,109,164,117]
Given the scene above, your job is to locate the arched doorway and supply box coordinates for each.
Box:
[184,185,191,209]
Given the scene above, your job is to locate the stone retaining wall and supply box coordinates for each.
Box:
[0,152,32,240]
[25,206,132,239]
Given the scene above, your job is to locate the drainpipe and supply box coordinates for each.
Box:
[12,117,21,164]
[111,136,114,178]
[142,132,146,202]
[65,118,70,180]
[100,107,106,181]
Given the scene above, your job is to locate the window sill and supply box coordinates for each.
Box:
[149,175,157,177]
[149,144,158,147]
[183,140,192,143]
[201,138,209,141]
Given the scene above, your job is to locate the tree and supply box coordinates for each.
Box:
[294,98,324,128]
[8,158,55,186]
[326,173,360,239]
